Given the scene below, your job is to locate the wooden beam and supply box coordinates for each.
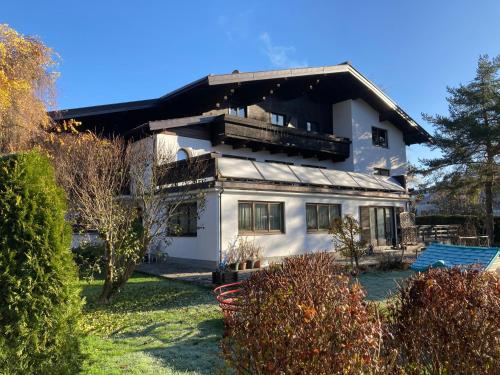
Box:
[231,140,248,149]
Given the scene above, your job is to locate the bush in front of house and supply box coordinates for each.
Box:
[387,267,500,374]
[221,252,386,374]
[72,242,105,279]
[0,152,83,374]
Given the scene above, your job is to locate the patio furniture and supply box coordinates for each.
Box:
[213,282,243,334]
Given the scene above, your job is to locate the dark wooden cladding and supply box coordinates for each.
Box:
[211,115,350,161]
[156,153,217,186]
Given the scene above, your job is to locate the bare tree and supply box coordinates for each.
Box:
[48,132,208,303]
[330,215,366,271]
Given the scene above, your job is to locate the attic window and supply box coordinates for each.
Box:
[271,113,285,126]
[374,168,390,176]
[229,106,247,118]
[176,148,190,161]
[306,121,319,132]
[372,127,388,148]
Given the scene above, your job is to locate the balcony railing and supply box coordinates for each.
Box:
[211,115,350,161]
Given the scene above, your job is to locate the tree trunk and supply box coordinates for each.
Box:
[98,241,115,304]
[98,239,151,304]
[484,180,494,245]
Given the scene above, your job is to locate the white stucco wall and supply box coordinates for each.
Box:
[219,189,406,260]
[332,99,407,175]
[155,190,220,262]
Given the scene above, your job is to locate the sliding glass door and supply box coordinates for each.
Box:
[362,207,396,246]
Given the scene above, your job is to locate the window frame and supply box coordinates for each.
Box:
[238,201,285,234]
[169,202,198,237]
[373,167,390,176]
[372,126,388,148]
[228,106,247,118]
[306,203,342,233]
[306,120,319,132]
[270,112,286,127]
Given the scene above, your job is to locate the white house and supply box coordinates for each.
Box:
[56,63,430,267]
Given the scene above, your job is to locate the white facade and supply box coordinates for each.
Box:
[151,98,410,265]
[155,187,406,263]
[332,99,407,175]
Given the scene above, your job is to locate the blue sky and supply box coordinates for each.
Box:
[3,0,499,165]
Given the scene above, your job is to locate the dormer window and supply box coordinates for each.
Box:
[306,121,319,132]
[372,127,388,148]
[374,168,390,176]
[271,113,285,126]
[229,106,247,118]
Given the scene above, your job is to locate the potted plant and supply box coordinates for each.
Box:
[212,261,238,284]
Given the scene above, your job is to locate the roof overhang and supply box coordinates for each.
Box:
[50,63,431,144]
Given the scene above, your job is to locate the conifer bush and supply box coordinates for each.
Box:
[0,151,83,374]
[221,253,385,374]
[388,268,500,374]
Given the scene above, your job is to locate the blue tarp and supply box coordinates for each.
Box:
[411,243,499,271]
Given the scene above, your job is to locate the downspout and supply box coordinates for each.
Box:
[218,184,224,267]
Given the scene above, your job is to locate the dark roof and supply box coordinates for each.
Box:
[50,63,431,144]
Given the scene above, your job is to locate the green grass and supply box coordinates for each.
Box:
[79,273,224,375]
[78,269,414,374]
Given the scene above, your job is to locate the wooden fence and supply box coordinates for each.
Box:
[417,225,461,243]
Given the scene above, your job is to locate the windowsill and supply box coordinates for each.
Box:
[307,230,331,234]
[238,231,285,236]
[373,144,389,149]
[169,234,197,238]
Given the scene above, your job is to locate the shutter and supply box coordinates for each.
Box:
[359,206,371,244]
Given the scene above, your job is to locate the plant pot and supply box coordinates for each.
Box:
[246,259,254,269]
[253,260,261,268]
[229,262,239,271]
[238,261,247,271]
[212,271,238,284]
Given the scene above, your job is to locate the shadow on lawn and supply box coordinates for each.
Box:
[120,318,225,374]
[80,273,217,314]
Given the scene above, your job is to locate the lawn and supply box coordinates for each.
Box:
[79,274,224,375]
[79,269,413,374]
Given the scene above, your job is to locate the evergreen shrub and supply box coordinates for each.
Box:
[0,151,83,374]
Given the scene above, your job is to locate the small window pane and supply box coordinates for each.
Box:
[306,121,319,132]
[176,149,189,161]
[372,127,388,148]
[238,203,253,231]
[329,205,341,222]
[269,203,282,231]
[271,113,285,126]
[188,204,197,234]
[318,205,330,230]
[306,204,317,230]
[255,204,269,231]
[229,106,246,118]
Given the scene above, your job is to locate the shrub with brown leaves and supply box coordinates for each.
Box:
[221,252,386,374]
[388,267,500,374]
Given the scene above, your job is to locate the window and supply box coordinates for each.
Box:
[170,202,197,236]
[271,112,285,126]
[176,148,189,161]
[372,127,388,148]
[238,201,284,233]
[374,168,390,176]
[306,203,341,232]
[306,121,319,132]
[229,106,247,118]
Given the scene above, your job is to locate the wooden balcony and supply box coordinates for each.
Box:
[210,115,350,161]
